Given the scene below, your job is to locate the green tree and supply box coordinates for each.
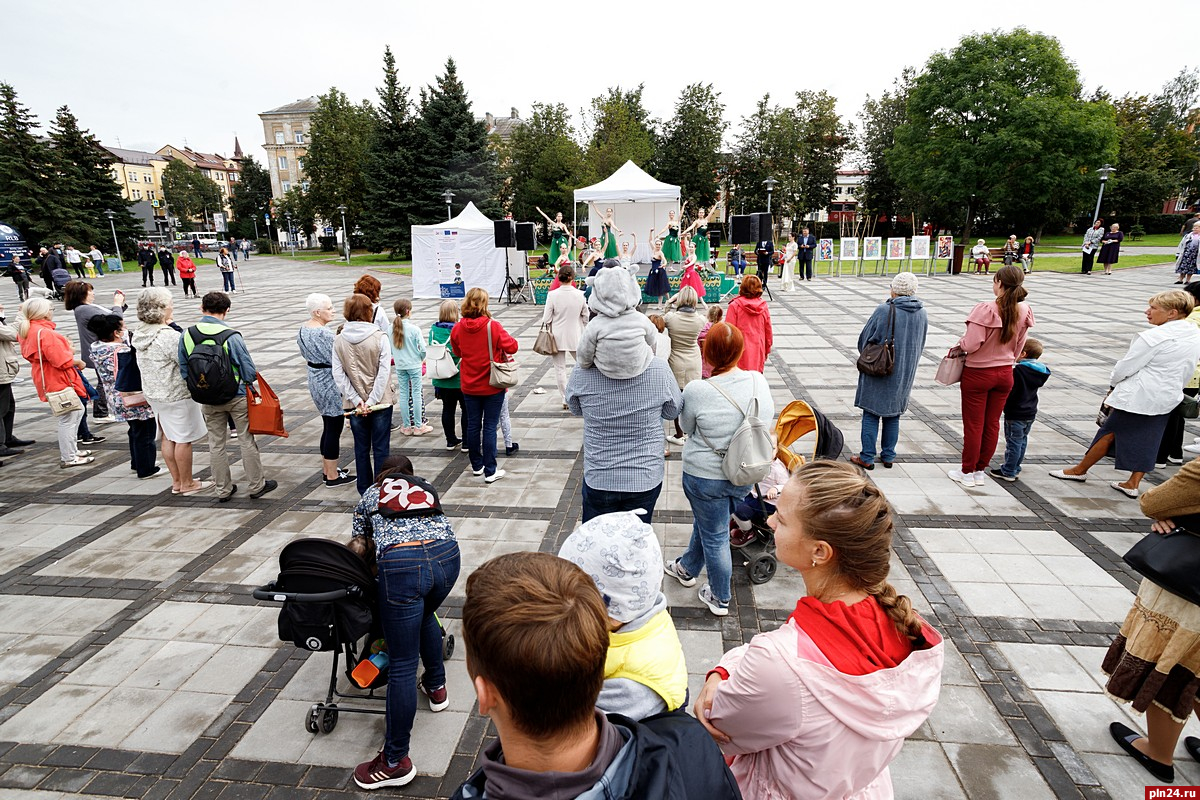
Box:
[411,58,501,221]
[161,159,223,227]
[362,47,418,257]
[889,28,1117,242]
[654,84,727,210]
[305,87,375,231]
[585,86,657,181]
[502,102,585,223]
[857,69,914,228]
[790,90,852,225]
[228,155,273,239]
[275,186,317,238]
[0,83,65,245]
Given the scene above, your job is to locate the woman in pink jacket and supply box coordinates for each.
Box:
[695,460,943,800]
[948,265,1034,488]
[724,275,773,373]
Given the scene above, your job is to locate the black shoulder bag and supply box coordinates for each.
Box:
[856,301,896,377]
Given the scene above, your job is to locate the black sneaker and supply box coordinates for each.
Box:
[446,439,462,451]
[78,436,106,445]
[250,479,278,499]
[988,468,1017,483]
[324,474,356,487]
[505,442,520,457]
[218,485,238,503]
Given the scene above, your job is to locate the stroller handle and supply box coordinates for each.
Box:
[252,584,355,603]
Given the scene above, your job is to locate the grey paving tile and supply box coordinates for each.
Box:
[926,686,1016,746]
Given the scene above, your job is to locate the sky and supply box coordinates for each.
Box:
[6,0,1195,165]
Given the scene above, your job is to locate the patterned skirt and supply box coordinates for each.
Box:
[1176,238,1198,276]
[1102,579,1200,723]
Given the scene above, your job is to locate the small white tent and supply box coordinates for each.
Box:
[573,161,680,263]
[411,202,508,299]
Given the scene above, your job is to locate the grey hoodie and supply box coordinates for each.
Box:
[576,267,655,379]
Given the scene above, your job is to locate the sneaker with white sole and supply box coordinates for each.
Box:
[1048,469,1086,482]
[665,434,686,446]
[484,469,505,484]
[471,467,485,477]
[664,559,696,588]
[60,456,95,468]
[1184,443,1200,455]
[420,681,449,712]
[947,468,976,487]
[972,471,988,484]
[698,584,729,616]
[353,752,416,790]
[1167,456,1184,465]
[988,468,1017,483]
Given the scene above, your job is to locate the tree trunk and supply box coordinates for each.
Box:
[1034,224,1044,244]
[961,198,973,245]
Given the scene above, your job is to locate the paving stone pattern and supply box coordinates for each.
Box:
[0,256,1197,798]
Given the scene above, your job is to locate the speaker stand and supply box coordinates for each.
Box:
[504,250,532,305]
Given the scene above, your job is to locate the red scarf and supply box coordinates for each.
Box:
[789,596,915,676]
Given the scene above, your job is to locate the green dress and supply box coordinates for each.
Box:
[691,225,710,262]
[548,227,570,265]
[663,225,682,262]
[603,224,620,259]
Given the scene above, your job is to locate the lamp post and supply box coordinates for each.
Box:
[285,212,295,256]
[337,204,349,264]
[441,188,455,221]
[104,209,121,265]
[763,177,777,214]
[1093,164,1115,223]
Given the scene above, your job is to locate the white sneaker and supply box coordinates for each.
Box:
[947,469,976,487]
[665,434,686,445]
[484,469,505,484]
[698,584,729,617]
[1183,443,1200,455]
[972,471,988,484]
[471,467,485,477]
[92,416,118,425]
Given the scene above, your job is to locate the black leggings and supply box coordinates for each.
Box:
[1158,388,1198,463]
[181,277,196,297]
[320,414,344,460]
[437,387,463,445]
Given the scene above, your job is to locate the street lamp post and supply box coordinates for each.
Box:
[104,210,121,265]
[285,212,295,257]
[441,188,455,221]
[1093,164,1115,223]
[337,205,349,264]
[763,177,777,214]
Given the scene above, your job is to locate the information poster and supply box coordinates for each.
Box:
[817,239,833,260]
[840,238,859,260]
[434,230,465,298]
[863,237,882,260]
[936,235,954,260]
[887,238,905,259]
[911,235,931,259]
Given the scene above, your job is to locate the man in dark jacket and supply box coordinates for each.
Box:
[36,246,60,288]
[405,552,742,799]
[136,244,157,287]
[754,238,774,290]
[157,247,176,286]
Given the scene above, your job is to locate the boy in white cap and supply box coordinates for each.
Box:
[558,510,688,719]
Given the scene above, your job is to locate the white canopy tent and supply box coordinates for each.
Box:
[573,161,680,263]
[411,202,509,299]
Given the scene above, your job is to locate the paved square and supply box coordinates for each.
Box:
[0,255,1197,798]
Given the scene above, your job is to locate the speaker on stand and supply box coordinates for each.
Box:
[731,215,754,244]
[506,222,536,304]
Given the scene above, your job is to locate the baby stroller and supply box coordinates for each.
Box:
[253,537,454,734]
[732,400,845,584]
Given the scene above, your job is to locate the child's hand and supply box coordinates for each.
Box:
[694,674,731,745]
[766,488,779,501]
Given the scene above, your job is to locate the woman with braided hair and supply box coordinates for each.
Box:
[693,460,944,800]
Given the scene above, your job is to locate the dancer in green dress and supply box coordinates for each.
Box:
[685,205,720,264]
[590,204,621,259]
[536,208,572,265]
[656,203,686,263]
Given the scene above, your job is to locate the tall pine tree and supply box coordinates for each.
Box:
[362,47,418,257]
[411,58,500,221]
[47,106,141,257]
[0,84,65,246]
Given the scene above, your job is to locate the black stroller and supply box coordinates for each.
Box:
[732,400,845,584]
[253,537,454,734]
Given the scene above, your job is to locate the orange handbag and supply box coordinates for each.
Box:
[247,373,289,437]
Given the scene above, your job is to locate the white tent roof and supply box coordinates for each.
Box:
[573,161,680,203]
[412,201,495,232]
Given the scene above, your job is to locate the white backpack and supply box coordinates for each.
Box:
[427,339,459,380]
[696,381,775,486]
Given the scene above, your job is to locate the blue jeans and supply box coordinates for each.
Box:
[377,538,460,764]
[221,270,236,292]
[396,368,422,427]
[581,480,661,525]
[860,412,900,463]
[679,472,749,604]
[463,391,504,476]
[1000,417,1034,477]
[349,406,393,494]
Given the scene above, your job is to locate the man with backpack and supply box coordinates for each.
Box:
[178,291,276,502]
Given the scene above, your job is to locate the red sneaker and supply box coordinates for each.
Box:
[729,519,755,548]
[421,681,449,712]
[354,752,416,790]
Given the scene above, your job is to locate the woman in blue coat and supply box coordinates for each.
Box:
[851,272,929,469]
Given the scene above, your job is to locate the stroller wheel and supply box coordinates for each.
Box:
[321,705,339,734]
[305,703,323,734]
[443,633,456,660]
[747,552,777,585]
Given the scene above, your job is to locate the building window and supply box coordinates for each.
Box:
[275,131,285,145]
[144,174,152,183]
[295,132,305,144]
[301,181,310,192]
[1177,197,1189,212]
[296,157,304,171]
[148,190,156,200]
[132,189,142,200]
[278,156,288,170]
[282,181,291,193]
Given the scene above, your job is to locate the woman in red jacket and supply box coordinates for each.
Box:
[450,288,518,483]
[16,297,93,467]
[723,275,773,373]
[176,251,198,298]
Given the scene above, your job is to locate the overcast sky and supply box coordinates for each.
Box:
[7,0,1194,165]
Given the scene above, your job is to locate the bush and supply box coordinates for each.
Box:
[1128,224,1146,241]
[254,238,274,255]
[318,236,338,252]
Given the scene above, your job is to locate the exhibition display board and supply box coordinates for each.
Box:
[411,203,508,299]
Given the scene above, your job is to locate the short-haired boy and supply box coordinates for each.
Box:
[990,337,1050,481]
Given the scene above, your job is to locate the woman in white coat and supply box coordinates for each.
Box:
[781,232,798,292]
[541,264,589,409]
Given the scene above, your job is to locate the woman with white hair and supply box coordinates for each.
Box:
[16,297,92,467]
[851,272,929,470]
[129,288,211,495]
[298,293,354,487]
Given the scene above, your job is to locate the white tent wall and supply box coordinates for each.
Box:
[573,161,680,264]
[410,202,508,299]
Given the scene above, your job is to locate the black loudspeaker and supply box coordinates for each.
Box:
[731,215,754,244]
[754,213,773,241]
[708,229,721,249]
[515,222,537,251]
[493,220,516,248]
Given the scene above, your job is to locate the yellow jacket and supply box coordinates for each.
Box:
[605,609,689,711]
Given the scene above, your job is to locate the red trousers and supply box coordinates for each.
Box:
[960,365,1014,473]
